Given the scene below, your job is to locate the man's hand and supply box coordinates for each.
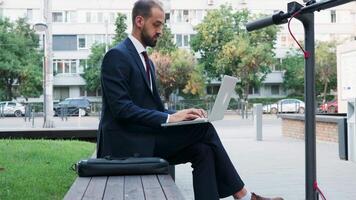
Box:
[168,108,207,123]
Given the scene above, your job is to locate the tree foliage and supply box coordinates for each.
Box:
[191,6,278,99]
[280,50,305,95]
[83,43,106,92]
[152,49,204,102]
[315,40,337,102]
[0,18,42,100]
[281,41,338,100]
[190,5,245,79]
[153,24,177,55]
[113,13,128,44]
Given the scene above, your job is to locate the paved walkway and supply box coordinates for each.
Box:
[175,115,356,200]
[1,115,356,199]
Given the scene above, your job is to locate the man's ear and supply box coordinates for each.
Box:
[135,16,145,29]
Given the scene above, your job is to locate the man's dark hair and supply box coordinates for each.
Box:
[132,0,163,25]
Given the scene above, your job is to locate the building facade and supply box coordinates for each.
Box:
[1,0,355,101]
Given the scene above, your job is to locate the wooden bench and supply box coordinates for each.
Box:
[64,174,185,200]
[64,152,184,200]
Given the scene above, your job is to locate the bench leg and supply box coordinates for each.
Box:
[169,165,175,181]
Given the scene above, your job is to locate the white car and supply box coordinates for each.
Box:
[263,99,305,114]
[0,101,26,117]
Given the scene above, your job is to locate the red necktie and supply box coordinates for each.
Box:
[141,51,151,87]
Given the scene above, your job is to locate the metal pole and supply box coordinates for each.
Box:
[254,104,263,141]
[43,0,54,128]
[296,13,317,200]
[105,19,109,52]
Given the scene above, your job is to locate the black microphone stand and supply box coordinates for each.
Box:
[246,0,355,199]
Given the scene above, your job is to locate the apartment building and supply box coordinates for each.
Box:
[1,0,355,101]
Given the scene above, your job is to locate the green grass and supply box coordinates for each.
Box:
[0,139,96,200]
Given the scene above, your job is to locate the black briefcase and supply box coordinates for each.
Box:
[72,156,169,177]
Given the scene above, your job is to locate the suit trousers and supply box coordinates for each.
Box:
[153,122,245,200]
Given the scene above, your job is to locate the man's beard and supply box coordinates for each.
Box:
[141,27,157,47]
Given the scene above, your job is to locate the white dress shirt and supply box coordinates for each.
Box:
[128,34,152,91]
[128,35,170,123]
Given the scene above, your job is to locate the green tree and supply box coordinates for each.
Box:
[315,40,337,102]
[198,10,278,99]
[153,24,177,55]
[0,18,42,100]
[152,49,204,102]
[83,13,128,92]
[216,34,276,100]
[190,5,247,79]
[83,43,106,92]
[280,49,305,95]
[113,13,128,44]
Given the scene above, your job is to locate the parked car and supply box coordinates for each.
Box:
[319,100,338,113]
[54,97,91,116]
[0,101,25,117]
[263,99,305,114]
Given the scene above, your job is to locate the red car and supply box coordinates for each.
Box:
[320,100,338,113]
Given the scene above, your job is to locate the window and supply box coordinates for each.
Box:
[52,11,75,23]
[26,9,33,20]
[271,85,280,95]
[248,86,260,95]
[331,10,336,23]
[176,10,182,22]
[54,87,69,101]
[79,59,87,74]
[109,12,115,23]
[176,34,182,47]
[183,10,189,22]
[207,0,214,5]
[7,102,16,107]
[97,12,103,23]
[53,35,77,51]
[86,12,91,23]
[196,10,203,21]
[175,34,192,47]
[53,59,78,75]
[71,60,77,73]
[52,12,63,22]
[78,35,86,49]
[184,35,189,46]
[80,86,86,96]
[64,62,70,73]
[56,61,64,73]
[165,13,170,23]
[69,11,77,23]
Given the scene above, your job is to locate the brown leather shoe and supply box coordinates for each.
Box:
[251,192,284,200]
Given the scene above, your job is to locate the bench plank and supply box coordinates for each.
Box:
[103,176,125,200]
[141,175,166,200]
[124,176,145,200]
[82,176,107,200]
[158,175,185,200]
[63,177,91,200]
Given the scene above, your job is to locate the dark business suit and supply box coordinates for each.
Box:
[98,37,245,200]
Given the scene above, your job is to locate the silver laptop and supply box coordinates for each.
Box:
[161,75,238,127]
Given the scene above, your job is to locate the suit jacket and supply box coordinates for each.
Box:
[97,38,173,158]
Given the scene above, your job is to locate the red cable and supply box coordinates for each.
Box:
[287,11,310,59]
[313,181,327,200]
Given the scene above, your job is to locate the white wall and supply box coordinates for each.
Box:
[337,41,356,113]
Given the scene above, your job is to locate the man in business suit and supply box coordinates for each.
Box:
[98,0,283,200]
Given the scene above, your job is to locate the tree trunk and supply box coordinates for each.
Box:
[322,81,328,103]
[5,78,14,101]
[243,83,249,102]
